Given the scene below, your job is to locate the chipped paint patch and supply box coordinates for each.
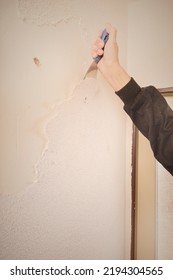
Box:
[33,57,41,67]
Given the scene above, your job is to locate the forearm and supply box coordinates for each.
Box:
[116,78,173,175]
[92,26,173,174]
[108,66,131,92]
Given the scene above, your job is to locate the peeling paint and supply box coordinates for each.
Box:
[0,0,131,260]
[0,0,89,195]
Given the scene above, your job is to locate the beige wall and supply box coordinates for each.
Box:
[0,0,133,259]
[128,0,173,88]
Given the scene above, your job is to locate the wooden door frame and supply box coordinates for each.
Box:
[131,87,173,260]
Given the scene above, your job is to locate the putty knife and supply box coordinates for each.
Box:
[84,29,109,79]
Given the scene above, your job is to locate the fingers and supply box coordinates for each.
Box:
[91,37,104,58]
[105,23,111,34]
[97,29,103,37]
[106,24,117,44]
[91,25,118,59]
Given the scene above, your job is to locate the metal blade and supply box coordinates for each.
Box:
[83,61,97,79]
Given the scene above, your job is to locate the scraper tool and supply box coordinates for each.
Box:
[84,29,109,79]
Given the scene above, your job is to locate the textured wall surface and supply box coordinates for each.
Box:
[0,0,132,259]
[0,78,127,259]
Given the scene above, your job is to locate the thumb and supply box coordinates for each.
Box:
[98,24,119,66]
[106,24,117,44]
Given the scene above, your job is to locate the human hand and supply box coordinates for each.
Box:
[92,24,130,91]
[92,24,119,70]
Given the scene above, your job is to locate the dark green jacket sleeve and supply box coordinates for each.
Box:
[116,78,173,175]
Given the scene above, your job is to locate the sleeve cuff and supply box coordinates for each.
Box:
[115,78,141,105]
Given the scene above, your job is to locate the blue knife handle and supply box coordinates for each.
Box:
[94,29,109,64]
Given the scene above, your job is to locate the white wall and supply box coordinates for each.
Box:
[128,0,173,87]
[0,0,133,259]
